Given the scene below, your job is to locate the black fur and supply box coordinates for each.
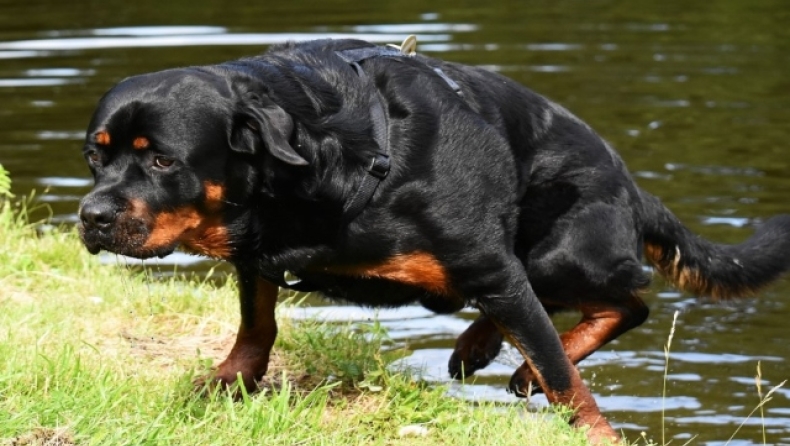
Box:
[78,39,790,444]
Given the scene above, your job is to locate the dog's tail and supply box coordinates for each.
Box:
[640,190,790,299]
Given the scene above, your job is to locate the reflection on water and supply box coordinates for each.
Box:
[2,0,790,443]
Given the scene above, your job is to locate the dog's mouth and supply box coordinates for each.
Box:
[79,217,178,259]
[79,183,231,261]
[78,205,231,261]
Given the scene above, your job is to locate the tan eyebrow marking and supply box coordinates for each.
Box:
[133,136,150,150]
[95,131,111,146]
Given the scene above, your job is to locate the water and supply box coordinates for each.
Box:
[2,0,790,443]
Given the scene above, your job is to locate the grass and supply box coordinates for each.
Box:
[656,312,786,446]
[660,310,679,446]
[0,184,594,445]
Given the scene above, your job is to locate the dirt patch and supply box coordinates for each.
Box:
[117,330,299,391]
[4,427,75,446]
[120,330,237,369]
[101,320,358,398]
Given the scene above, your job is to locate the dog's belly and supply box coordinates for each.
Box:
[298,273,466,314]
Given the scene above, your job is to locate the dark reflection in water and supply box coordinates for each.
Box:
[2,1,789,444]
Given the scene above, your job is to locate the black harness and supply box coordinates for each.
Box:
[334,47,395,226]
[334,45,463,224]
[258,43,463,290]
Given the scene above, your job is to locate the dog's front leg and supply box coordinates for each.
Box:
[206,269,279,394]
[476,262,619,445]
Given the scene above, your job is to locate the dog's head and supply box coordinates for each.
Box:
[78,67,309,260]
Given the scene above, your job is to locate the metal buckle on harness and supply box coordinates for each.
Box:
[368,153,390,179]
[386,35,418,56]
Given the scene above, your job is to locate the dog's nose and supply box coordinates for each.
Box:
[80,202,117,231]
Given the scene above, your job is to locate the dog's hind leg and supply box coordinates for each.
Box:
[448,303,564,379]
[509,294,648,396]
[507,199,651,396]
[474,259,619,444]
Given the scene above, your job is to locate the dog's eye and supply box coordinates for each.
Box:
[153,156,175,169]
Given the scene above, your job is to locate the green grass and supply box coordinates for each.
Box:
[0,193,595,445]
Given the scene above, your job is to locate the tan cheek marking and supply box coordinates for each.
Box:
[325,252,453,296]
[95,131,111,146]
[142,207,202,250]
[133,136,150,150]
[176,182,231,258]
[143,208,231,259]
[135,184,230,259]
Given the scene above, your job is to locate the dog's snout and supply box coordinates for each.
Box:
[80,201,117,231]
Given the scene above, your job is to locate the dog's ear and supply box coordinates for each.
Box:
[231,99,308,166]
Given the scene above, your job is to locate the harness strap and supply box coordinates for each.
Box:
[260,40,464,291]
[432,67,464,97]
[334,43,464,226]
[335,50,393,226]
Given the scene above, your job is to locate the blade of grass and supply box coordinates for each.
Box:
[662,310,679,446]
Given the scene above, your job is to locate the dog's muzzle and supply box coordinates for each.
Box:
[78,194,167,258]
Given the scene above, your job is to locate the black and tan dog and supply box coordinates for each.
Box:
[78,38,790,444]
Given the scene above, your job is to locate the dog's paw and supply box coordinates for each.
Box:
[192,367,260,399]
[448,348,497,379]
[507,365,543,397]
[448,320,503,380]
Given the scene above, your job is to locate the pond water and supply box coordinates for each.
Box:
[2,0,789,444]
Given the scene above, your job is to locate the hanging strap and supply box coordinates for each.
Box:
[259,37,464,291]
[334,36,464,226]
[334,48,394,226]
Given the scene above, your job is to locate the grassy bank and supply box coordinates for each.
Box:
[0,194,595,445]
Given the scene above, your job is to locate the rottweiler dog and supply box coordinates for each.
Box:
[78,38,790,444]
